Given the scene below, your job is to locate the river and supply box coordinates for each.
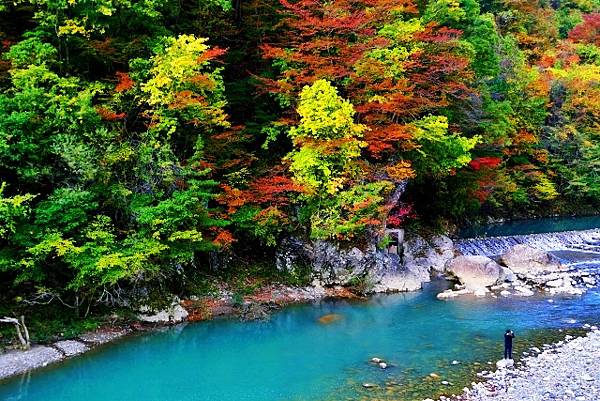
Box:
[1,279,600,401]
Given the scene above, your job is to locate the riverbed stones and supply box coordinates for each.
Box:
[54,340,89,356]
[445,255,504,291]
[0,346,62,379]
[513,285,534,296]
[79,329,129,344]
[448,330,600,401]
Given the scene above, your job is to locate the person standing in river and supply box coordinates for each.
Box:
[504,329,515,359]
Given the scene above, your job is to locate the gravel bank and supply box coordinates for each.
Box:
[443,328,600,401]
[0,329,130,381]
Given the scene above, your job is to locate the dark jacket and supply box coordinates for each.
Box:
[504,331,515,346]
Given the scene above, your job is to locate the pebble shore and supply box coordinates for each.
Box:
[441,328,600,401]
[0,329,129,380]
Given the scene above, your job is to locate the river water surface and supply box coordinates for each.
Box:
[2,279,600,401]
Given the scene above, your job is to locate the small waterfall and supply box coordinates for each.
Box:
[456,228,600,257]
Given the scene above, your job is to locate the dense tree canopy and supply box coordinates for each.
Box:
[0,0,599,306]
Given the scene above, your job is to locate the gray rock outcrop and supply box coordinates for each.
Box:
[500,244,564,275]
[276,237,429,293]
[403,234,455,273]
[139,300,189,323]
[445,255,504,291]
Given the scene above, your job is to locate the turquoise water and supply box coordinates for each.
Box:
[2,279,600,401]
[459,215,600,238]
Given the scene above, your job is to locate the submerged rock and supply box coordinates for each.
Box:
[317,313,343,324]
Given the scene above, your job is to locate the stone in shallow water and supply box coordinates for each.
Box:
[317,313,343,324]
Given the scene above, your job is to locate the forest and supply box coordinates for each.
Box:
[0,0,599,325]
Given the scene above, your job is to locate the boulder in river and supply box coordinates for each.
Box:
[500,244,564,275]
[445,255,504,291]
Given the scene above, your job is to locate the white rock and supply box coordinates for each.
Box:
[138,302,189,323]
[371,357,382,363]
[496,359,514,368]
[437,289,471,299]
[546,278,564,287]
[583,276,596,285]
[514,286,534,296]
[582,373,594,381]
[378,362,387,369]
[500,290,511,297]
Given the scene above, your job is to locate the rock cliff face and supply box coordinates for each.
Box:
[275,233,456,293]
[276,231,599,297]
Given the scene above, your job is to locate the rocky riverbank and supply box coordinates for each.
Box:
[1,228,598,383]
[0,328,130,380]
[439,327,600,401]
